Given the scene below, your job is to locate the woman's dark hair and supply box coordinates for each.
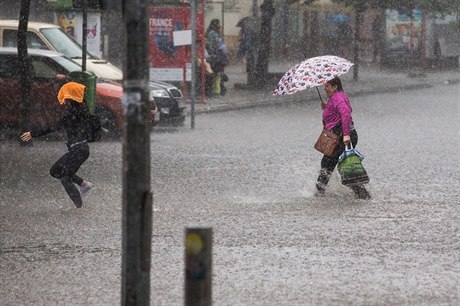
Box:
[327,77,344,92]
[207,19,220,33]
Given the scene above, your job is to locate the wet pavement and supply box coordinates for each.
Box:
[189,60,460,114]
[1,79,459,305]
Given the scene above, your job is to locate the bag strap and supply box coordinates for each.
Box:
[345,142,354,151]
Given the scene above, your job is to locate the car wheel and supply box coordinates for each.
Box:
[95,106,120,139]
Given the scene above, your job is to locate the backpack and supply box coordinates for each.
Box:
[86,113,102,142]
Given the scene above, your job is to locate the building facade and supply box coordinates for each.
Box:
[0,0,384,67]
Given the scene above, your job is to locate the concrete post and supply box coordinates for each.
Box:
[185,227,213,306]
[191,0,197,130]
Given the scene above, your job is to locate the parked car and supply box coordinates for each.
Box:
[0,48,185,139]
[96,80,186,129]
[0,20,122,81]
[0,47,126,138]
[0,20,186,127]
[149,80,185,127]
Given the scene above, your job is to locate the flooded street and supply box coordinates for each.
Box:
[1,84,459,305]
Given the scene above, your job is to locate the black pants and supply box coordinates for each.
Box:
[316,128,369,198]
[49,143,89,207]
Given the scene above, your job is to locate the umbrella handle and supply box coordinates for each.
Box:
[316,87,324,103]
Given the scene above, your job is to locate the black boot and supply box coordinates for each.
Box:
[315,168,332,197]
[351,185,371,199]
[315,182,326,197]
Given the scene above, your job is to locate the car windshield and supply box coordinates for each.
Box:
[53,56,109,83]
[40,28,96,60]
[53,55,84,73]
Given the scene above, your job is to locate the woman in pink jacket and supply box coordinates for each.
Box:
[316,77,371,199]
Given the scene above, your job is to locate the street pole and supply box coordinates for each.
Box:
[252,0,258,17]
[254,0,275,86]
[18,0,32,147]
[408,8,414,75]
[82,0,87,71]
[191,0,197,130]
[121,0,152,305]
[421,11,427,73]
[353,6,364,81]
[282,0,289,52]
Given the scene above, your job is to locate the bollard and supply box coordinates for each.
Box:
[185,227,212,306]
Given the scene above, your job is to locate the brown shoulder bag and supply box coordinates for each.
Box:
[314,128,341,157]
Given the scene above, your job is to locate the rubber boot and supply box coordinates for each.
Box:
[351,185,371,199]
[315,168,332,197]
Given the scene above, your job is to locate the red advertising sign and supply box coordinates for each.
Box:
[148,7,204,82]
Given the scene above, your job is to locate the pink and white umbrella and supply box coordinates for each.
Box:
[273,55,354,96]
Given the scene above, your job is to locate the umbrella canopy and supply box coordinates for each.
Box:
[273,55,353,96]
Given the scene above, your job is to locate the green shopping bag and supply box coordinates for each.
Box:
[337,144,370,186]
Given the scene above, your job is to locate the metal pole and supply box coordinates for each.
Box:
[315,87,324,103]
[353,7,363,81]
[255,0,275,85]
[282,0,289,51]
[252,0,258,18]
[82,0,87,71]
[200,3,206,104]
[185,227,212,306]
[18,0,32,147]
[121,0,152,305]
[408,8,414,75]
[421,11,427,72]
[191,0,197,130]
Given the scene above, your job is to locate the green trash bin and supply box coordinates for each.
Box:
[69,70,97,114]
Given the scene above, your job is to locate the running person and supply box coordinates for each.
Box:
[21,82,93,208]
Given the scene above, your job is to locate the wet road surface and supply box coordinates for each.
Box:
[1,84,459,305]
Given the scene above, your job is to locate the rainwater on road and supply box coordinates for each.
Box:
[1,84,459,305]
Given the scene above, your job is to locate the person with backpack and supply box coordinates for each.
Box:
[20,82,94,208]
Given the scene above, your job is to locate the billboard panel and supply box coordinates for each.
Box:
[148,7,204,81]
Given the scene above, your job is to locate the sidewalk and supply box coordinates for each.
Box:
[187,60,460,115]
